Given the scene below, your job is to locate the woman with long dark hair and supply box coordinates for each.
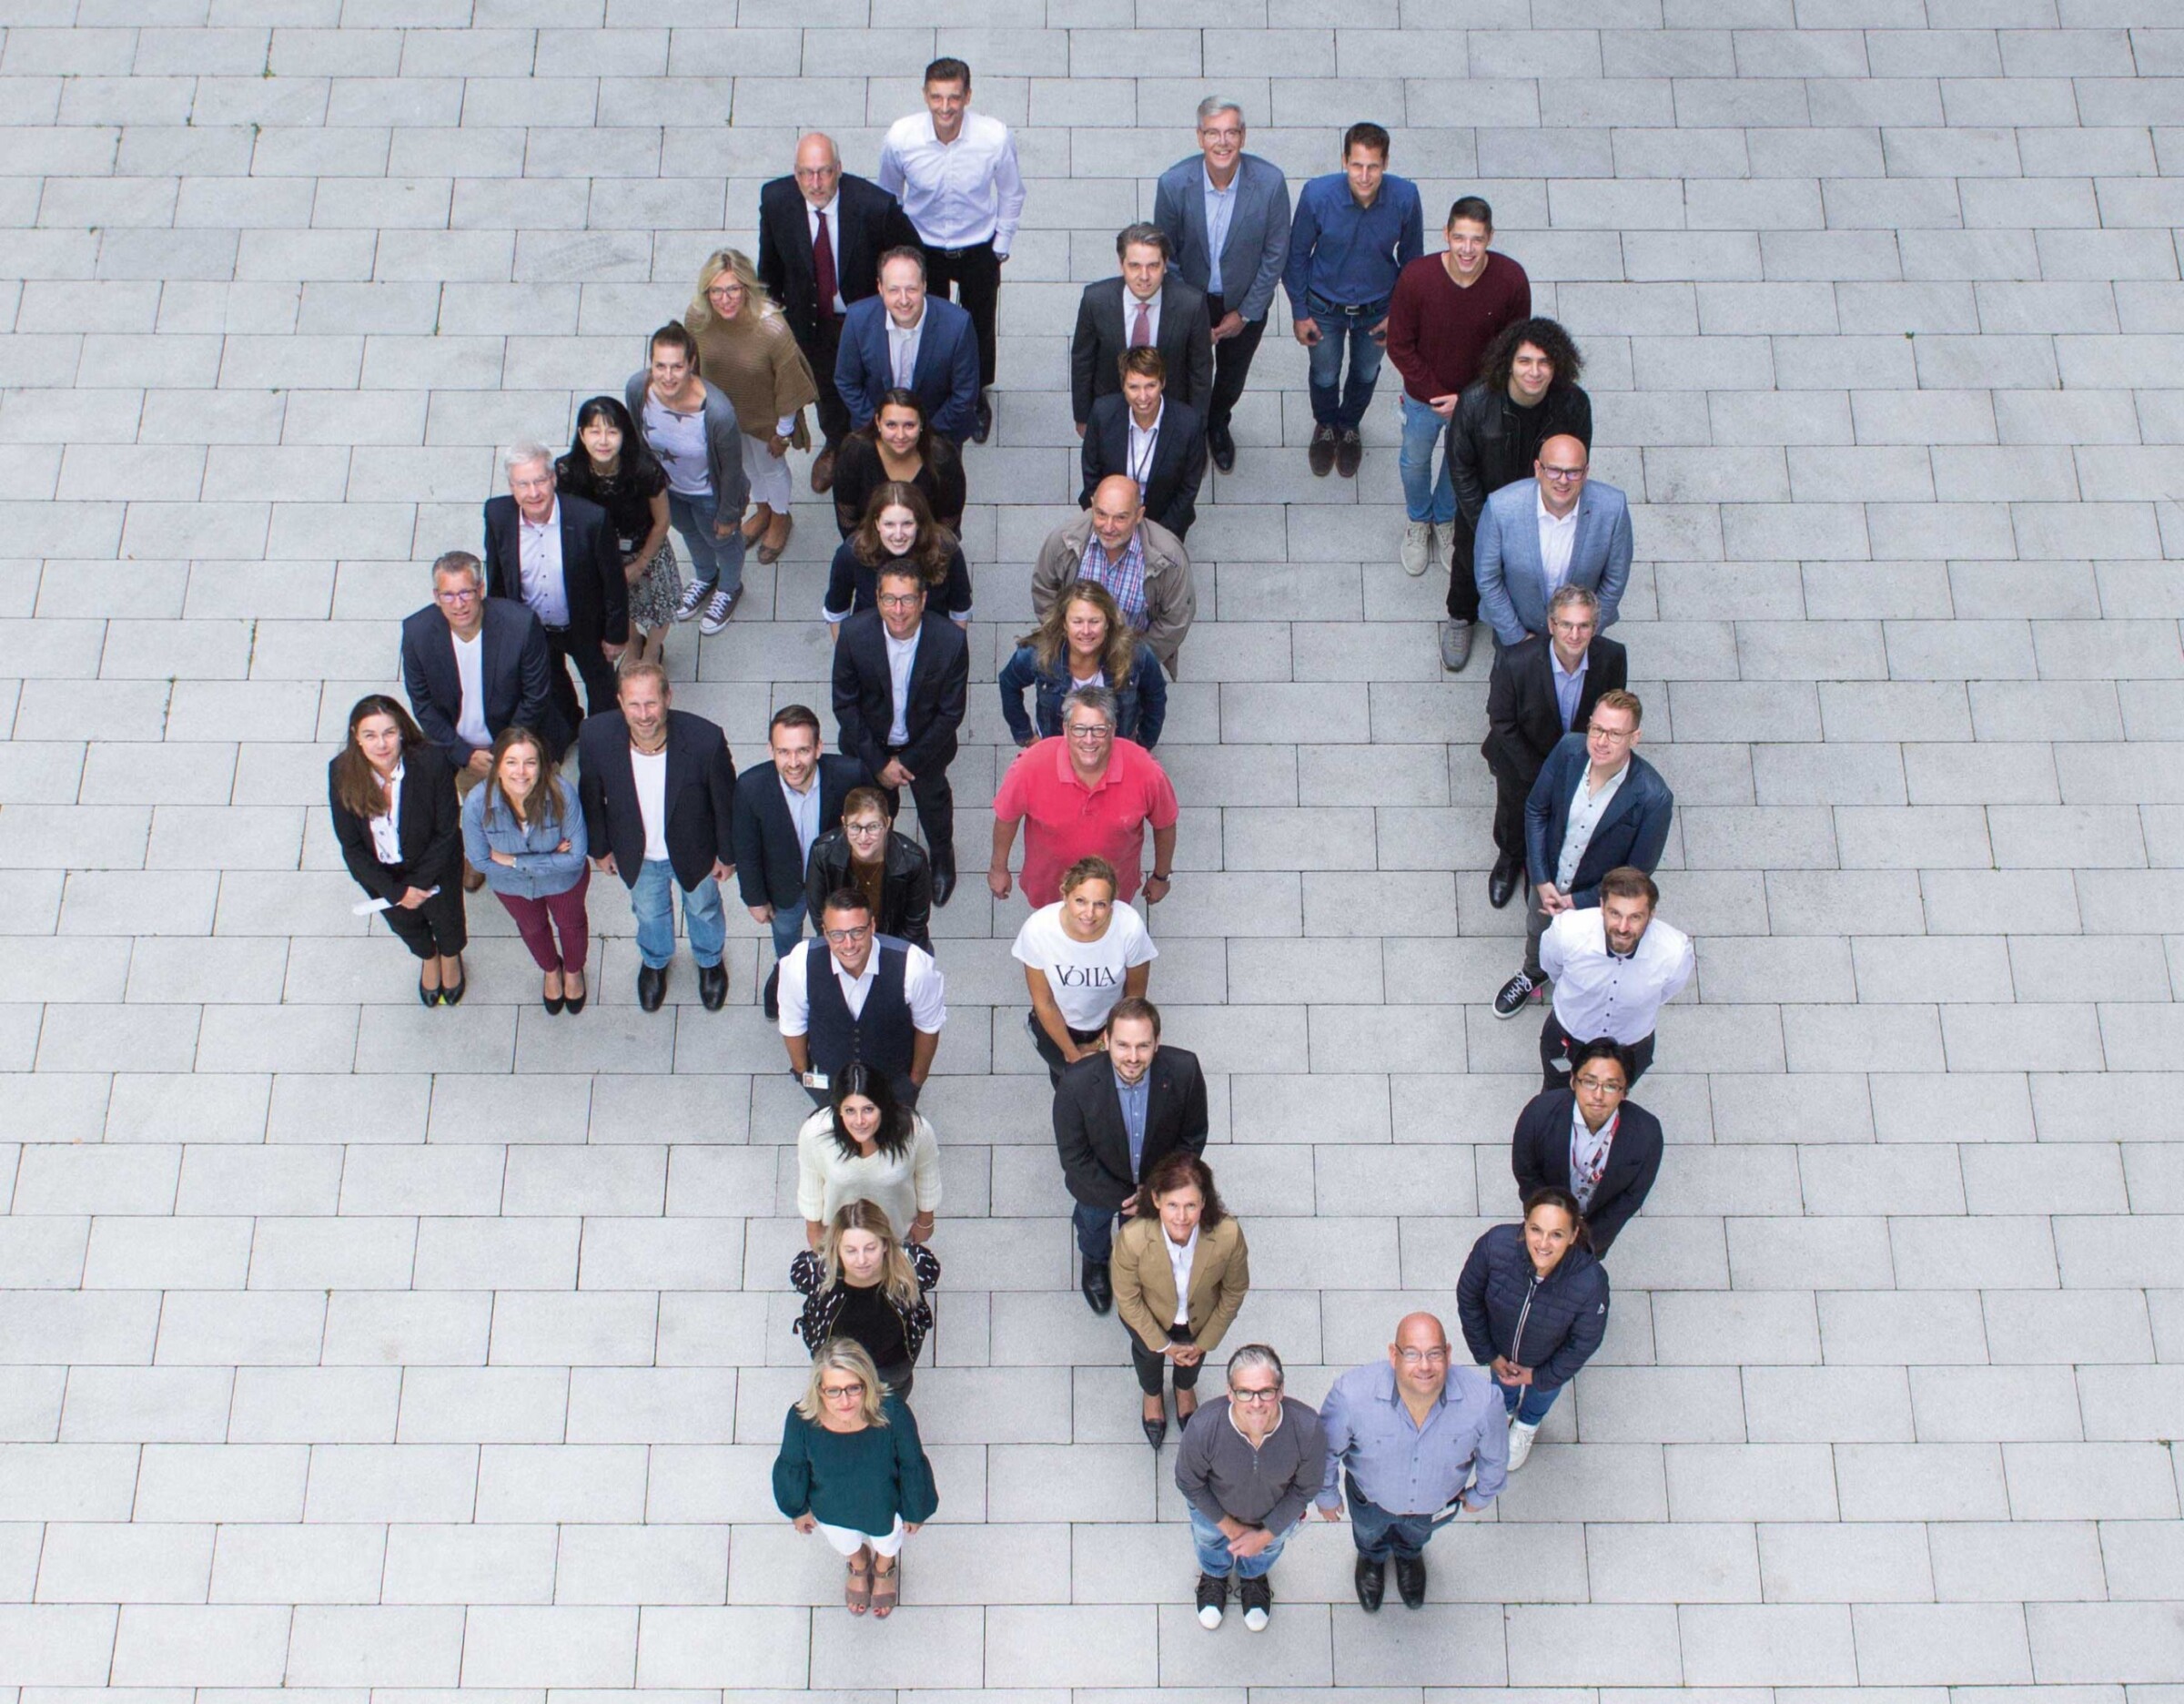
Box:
[556,396,681,670]
[821,482,972,634]
[328,695,467,1005]
[830,387,966,539]
[794,1060,942,1253]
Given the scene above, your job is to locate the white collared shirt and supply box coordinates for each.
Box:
[367,761,404,864]
[804,194,847,315]
[1164,1225,1198,1327]
[779,769,823,867]
[776,938,949,1036]
[886,307,925,390]
[1556,760,1628,891]
[1126,401,1164,497]
[450,630,490,751]
[517,499,571,628]
[1536,492,1580,597]
[877,109,1026,254]
[1569,1103,1618,1211]
[1123,285,1162,350]
[1541,909,1694,1046]
[883,624,919,746]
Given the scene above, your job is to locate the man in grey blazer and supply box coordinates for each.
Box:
[1152,97,1291,473]
[1474,435,1633,651]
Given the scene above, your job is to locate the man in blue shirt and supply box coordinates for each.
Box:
[1283,122,1424,481]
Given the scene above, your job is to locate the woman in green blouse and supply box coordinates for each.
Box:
[773,1339,938,1618]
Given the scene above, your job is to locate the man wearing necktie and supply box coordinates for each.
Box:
[1071,223,1214,439]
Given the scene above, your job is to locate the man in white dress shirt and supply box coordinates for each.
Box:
[878,56,1026,444]
[779,888,947,1109]
[1538,867,1693,1088]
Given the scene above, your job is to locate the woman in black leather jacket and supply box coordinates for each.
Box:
[803,785,934,953]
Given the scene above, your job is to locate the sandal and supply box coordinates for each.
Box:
[845,1548,872,1615]
[871,1554,898,1618]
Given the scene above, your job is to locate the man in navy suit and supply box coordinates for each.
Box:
[833,248,981,445]
[482,444,628,733]
[1474,434,1633,652]
[730,703,862,1019]
[1078,348,1208,539]
[1494,688,1673,1019]
[399,551,561,778]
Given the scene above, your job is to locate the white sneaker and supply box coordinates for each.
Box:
[1506,1416,1541,1472]
[1400,519,1432,576]
[698,584,740,636]
[672,581,706,624]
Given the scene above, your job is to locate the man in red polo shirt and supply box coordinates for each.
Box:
[987,685,1178,908]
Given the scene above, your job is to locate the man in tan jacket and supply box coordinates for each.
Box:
[1031,475,1197,677]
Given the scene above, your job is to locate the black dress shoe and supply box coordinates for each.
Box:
[1141,1411,1168,1450]
[1488,853,1522,909]
[1208,421,1236,472]
[562,978,587,1015]
[698,963,727,1011]
[930,865,956,908]
[1081,1260,1113,1315]
[973,390,993,443]
[542,988,565,1015]
[1394,1553,1427,1608]
[637,964,668,1012]
[1354,1557,1386,1613]
[438,968,465,1007]
[763,962,780,1021]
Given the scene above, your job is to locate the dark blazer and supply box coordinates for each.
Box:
[1053,1045,1209,1214]
[1078,393,1208,539]
[1522,735,1673,907]
[481,492,629,649]
[755,173,921,341]
[399,598,561,769]
[1457,1222,1610,1385]
[1511,1088,1663,1255]
[831,610,970,786]
[804,826,933,954]
[1070,276,1214,424]
[576,708,738,892]
[1482,634,1628,784]
[834,295,981,442]
[729,754,861,913]
[328,745,462,904]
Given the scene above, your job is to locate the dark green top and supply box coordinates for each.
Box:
[772,1395,939,1532]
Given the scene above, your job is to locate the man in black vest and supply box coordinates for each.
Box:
[777,888,947,1108]
[1052,997,1210,1315]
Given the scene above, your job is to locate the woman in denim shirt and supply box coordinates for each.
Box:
[460,726,592,1014]
[998,581,1167,751]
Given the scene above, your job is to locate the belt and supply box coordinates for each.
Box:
[1312,296,1384,317]
[925,239,992,259]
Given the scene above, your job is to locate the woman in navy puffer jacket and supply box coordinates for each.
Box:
[1456,1187,1610,1471]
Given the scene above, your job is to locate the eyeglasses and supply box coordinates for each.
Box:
[1067,725,1114,740]
[1228,1384,1282,1404]
[1395,1346,1450,1365]
[435,588,479,604]
[1587,724,1633,743]
[823,924,872,945]
[1549,618,1594,635]
[820,1381,864,1399]
[707,281,746,299]
[1573,1075,1626,1095]
[843,820,886,837]
[875,592,922,610]
[1539,463,1587,482]
[1200,127,1243,142]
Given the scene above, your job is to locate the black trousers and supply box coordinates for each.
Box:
[800,313,851,448]
[1131,1323,1202,1395]
[1446,509,1481,622]
[378,879,468,959]
[1026,1009,1104,1086]
[922,239,1000,388]
[1202,294,1268,434]
[545,624,619,732]
[1486,746,1540,862]
[878,745,955,868]
[1541,1009,1655,1092]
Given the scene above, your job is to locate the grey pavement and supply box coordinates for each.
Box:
[3,0,2184,1696]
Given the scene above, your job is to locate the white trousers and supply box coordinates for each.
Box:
[743,432,794,510]
[817,1514,905,1557]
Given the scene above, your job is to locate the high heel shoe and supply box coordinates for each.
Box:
[542,974,565,1016]
[562,975,587,1015]
[418,975,440,1008]
[438,957,465,1006]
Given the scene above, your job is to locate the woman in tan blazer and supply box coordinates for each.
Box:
[1111,1151,1249,1451]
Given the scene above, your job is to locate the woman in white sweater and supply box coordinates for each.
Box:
[796,1060,942,1248]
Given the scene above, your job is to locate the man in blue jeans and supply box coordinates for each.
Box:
[1282,121,1423,481]
[1316,1312,1509,1613]
[1175,1344,1327,1631]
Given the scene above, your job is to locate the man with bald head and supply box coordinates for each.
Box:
[1316,1312,1508,1613]
[1473,432,1632,653]
[757,132,920,492]
[1031,473,1198,678]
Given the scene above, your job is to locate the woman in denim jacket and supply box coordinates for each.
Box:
[460,725,591,1013]
[998,580,1167,751]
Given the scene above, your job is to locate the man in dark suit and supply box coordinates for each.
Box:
[755,133,921,493]
[1071,223,1214,431]
[730,703,861,1019]
[1054,997,1209,1315]
[834,248,982,444]
[1480,584,1626,908]
[483,443,628,734]
[399,551,561,778]
[832,564,970,905]
[1511,1040,1663,1254]
[1078,347,1208,540]
[1494,688,1673,1019]
[577,663,738,1014]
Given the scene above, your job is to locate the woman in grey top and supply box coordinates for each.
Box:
[460,725,591,1013]
[624,320,751,638]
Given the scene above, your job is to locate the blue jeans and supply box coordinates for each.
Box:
[768,896,807,963]
[1188,1506,1299,1581]
[630,857,725,970]
[1399,393,1457,524]
[1306,299,1388,431]
[1074,1200,1120,1264]
[668,489,744,594]
[1345,1472,1458,1563]
[1497,1376,1561,1426]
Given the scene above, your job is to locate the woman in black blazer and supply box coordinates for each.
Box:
[329,695,468,1005]
[803,786,933,953]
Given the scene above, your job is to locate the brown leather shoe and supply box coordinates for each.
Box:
[810,446,836,494]
[1336,428,1363,478]
[1308,423,1337,477]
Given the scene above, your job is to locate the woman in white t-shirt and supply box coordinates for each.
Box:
[1012,855,1158,1085]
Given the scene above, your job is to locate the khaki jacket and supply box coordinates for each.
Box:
[1111,1213,1249,1357]
[1030,513,1196,679]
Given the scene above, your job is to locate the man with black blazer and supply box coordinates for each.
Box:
[1511,1040,1663,1255]
[755,133,921,492]
[1071,223,1214,431]
[1078,347,1208,540]
[730,703,862,1019]
[1054,997,1209,1315]
[1494,688,1673,1019]
[399,552,561,780]
[1480,584,1626,908]
[577,663,738,1014]
[831,563,970,905]
[483,443,628,735]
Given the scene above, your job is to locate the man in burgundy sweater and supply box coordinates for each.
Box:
[1384,197,1531,580]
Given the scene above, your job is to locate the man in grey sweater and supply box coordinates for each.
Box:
[1173,1344,1328,1631]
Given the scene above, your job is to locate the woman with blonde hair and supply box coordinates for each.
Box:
[460,725,589,1013]
[790,1200,940,1395]
[686,247,819,566]
[773,1338,937,1618]
[998,579,1167,749]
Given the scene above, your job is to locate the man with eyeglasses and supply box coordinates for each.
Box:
[990,685,1179,910]
[1495,691,1673,1020]
[1316,1313,1508,1613]
[1512,1036,1664,1254]
[1174,1344,1325,1631]
[1474,432,1631,653]
[778,888,946,1110]
[1538,867,1692,1094]
[832,565,970,905]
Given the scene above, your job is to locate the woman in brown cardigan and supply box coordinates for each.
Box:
[1110,1151,1249,1451]
[686,248,819,566]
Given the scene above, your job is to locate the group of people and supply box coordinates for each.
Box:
[319,74,1715,1632]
